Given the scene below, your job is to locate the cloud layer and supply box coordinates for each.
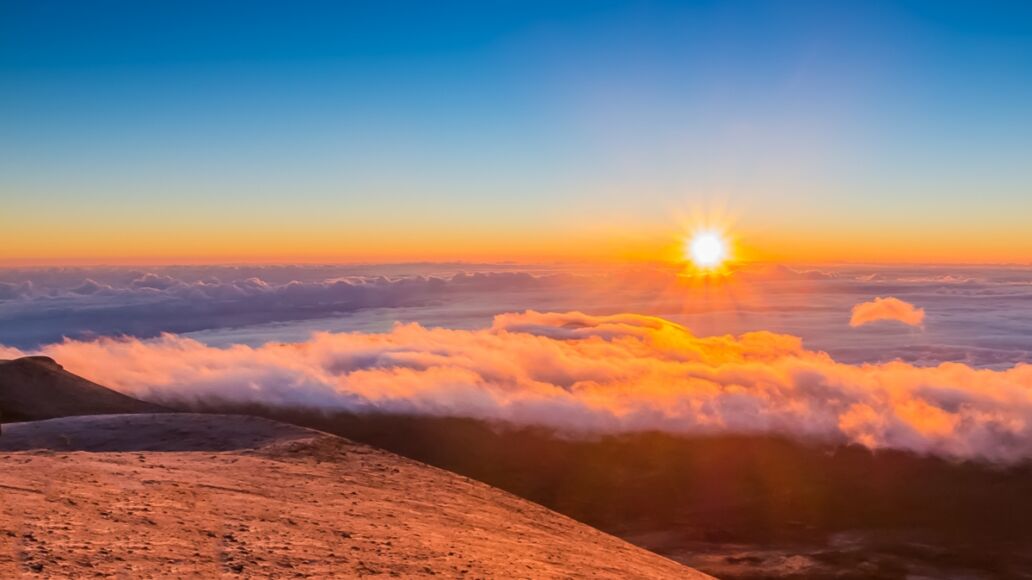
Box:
[3,263,1032,368]
[850,297,925,328]
[0,266,570,347]
[16,310,1032,463]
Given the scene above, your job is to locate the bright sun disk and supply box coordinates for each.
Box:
[687,231,728,269]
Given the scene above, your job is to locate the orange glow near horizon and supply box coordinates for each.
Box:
[2,210,1032,267]
[662,204,750,277]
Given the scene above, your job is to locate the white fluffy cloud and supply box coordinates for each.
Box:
[27,310,1032,463]
[850,296,925,327]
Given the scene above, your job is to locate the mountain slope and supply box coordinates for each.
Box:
[0,356,165,421]
[204,406,1032,579]
[0,413,711,578]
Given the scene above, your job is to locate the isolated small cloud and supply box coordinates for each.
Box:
[850,297,925,328]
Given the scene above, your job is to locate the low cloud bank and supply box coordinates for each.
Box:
[0,269,567,347]
[850,297,925,328]
[5,264,1032,367]
[19,311,1032,463]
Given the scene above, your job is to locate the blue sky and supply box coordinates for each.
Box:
[2,0,1031,262]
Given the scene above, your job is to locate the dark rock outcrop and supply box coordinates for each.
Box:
[0,356,166,422]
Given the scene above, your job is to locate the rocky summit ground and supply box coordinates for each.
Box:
[0,413,709,578]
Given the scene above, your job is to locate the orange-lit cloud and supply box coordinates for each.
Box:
[850,297,925,328]
[12,310,1032,462]
[0,345,25,359]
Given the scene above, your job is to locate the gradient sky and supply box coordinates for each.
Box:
[2,0,1031,264]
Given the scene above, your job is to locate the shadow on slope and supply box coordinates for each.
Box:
[0,413,320,452]
[185,402,1032,580]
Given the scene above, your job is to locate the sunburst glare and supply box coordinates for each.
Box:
[687,231,728,269]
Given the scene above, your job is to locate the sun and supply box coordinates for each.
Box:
[686,231,728,269]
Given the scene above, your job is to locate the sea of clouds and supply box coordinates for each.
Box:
[2,262,1031,367]
[3,262,1032,462]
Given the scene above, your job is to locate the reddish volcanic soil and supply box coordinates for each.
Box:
[0,414,710,578]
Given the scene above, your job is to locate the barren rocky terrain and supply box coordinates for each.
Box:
[0,414,709,578]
